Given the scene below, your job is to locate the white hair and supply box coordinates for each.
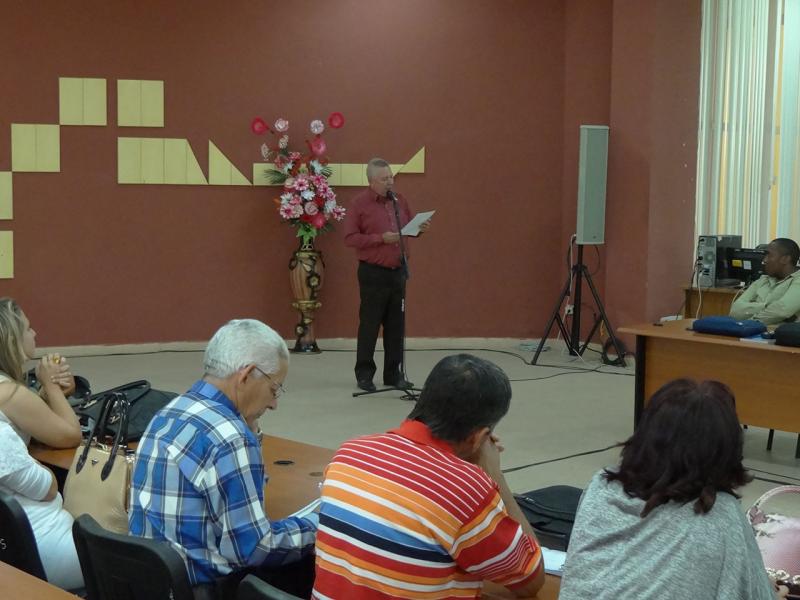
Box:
[366,157,390,182]
[203,319,289,378]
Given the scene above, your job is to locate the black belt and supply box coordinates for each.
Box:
[360,261,402,272]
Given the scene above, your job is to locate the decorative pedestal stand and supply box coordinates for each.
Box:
[288,241,325,353]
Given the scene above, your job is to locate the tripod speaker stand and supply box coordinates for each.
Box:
[531,244,626,367]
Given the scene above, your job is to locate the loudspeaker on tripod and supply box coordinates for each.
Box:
[576,125,609,245]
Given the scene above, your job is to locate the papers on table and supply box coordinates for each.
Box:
[401,210,435,237]
[739,334,776,344]
[542,547,567,576]
[289,497,321,519]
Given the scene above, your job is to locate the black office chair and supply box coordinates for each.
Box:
[237,574,303,600]
[0,490,47,580]
[72,514,193,600]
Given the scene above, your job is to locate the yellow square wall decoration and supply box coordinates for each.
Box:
[140,81,164,127]
[117,80,142,126]
[11,124,36,172]
[0,173,12,219]
[0,231,13,279]
[35,125,60,172]
[82,78,107,126]
[118,80,164,127]
[59,78,84,125]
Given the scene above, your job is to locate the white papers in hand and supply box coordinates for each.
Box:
[401,210,436,237]
[542,547,567,576]
[289,498,322,519]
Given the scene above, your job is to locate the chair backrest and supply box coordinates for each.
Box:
[0,490,47,580]
[237,574,303,600]
[72,513,193,600]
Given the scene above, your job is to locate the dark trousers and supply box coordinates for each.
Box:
[193,554,316,600]
[355,261,406,384]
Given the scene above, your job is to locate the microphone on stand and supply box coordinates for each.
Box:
[386,188,409,279]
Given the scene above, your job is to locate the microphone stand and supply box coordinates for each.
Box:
[352,189,420,401]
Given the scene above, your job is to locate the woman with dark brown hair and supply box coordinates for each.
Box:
[560,379,776,600]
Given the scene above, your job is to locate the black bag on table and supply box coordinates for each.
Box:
[26,368,92,406]
[75,380,177,443]
[515,485,583,552]
[775,322,800,347]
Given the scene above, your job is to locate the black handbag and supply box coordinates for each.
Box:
[775,322,800,347]
[25,368,92,407]
[515,485,583,551]
[75,380,177,442]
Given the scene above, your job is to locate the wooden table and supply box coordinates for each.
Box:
[0,562,79,599]
[620,319,800,430]
[683,285,739,319]
[30,435,331,520]
[30,436,561,598]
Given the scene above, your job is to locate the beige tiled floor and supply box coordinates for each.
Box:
[58,338,800,516]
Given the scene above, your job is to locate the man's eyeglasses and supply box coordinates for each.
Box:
[253,366,286,398]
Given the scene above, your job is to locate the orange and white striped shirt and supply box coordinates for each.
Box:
[312,420,542,599]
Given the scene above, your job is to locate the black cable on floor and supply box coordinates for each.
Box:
[65,349,204,359]
[509,366,604,382]
[746,466,800,483]
[66,345,634,377]
[753,475,800,486]
[502,443,620,474]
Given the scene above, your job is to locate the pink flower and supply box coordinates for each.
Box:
[310,137,327,157]
[305,202,319,215]
[289,151,301,161]
[290,195,303,205]
[310,212,327,229]
[332,205,346,221]
[251,117,268,134]
[311,175,326,188]
[274,118,289,133]
[328,112,345,129]
[292,204,304,218]
[278,135,289,149]
[279,204,295,219]
[293,176,310,191]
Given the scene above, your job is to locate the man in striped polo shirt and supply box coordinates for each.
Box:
[313,354,544,599]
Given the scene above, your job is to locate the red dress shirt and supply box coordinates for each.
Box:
[343,188,413,268]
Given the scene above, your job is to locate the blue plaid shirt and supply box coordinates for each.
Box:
[129,380,317,585]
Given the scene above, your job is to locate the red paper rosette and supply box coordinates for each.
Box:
[328,112,345,129]
[310,137,327,157]
[251,117,268,134]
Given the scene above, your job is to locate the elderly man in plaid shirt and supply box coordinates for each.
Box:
[129,319,317,600]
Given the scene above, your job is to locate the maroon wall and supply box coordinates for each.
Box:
[0,0,700,346]
[561,0,613,337]
[604,0,701,339]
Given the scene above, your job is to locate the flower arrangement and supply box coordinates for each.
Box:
[252,112,347,247]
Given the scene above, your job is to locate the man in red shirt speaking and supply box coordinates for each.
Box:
[343,157,430,392]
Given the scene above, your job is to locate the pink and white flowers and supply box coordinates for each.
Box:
[252,112,347,246]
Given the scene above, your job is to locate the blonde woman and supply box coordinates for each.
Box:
[0,297,81,447]
[0,297,83,589]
